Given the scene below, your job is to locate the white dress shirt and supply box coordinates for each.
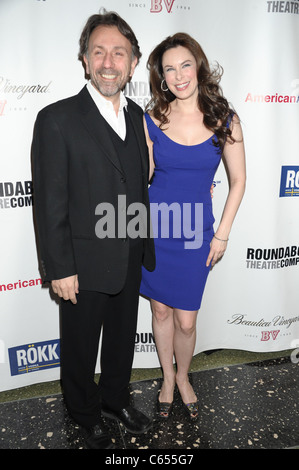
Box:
[86,81,127,140]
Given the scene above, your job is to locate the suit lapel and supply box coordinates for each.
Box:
[77,86,125,175]
[126,101,148,180]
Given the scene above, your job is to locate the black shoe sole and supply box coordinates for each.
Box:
[85,440,115,450]
[101,409,152,435]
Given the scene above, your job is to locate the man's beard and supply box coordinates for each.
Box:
[91,68,129,97]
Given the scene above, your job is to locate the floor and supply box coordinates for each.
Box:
[0,354,298,450]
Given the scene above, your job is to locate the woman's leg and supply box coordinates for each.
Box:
[151,301,198,412]
[151,299,176,403]
[173,309,198,406]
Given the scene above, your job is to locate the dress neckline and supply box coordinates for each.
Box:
[146,113,215,148]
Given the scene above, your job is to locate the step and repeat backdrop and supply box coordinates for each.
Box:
[0,0,299,392]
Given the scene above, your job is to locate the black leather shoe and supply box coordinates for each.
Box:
[83,424,114,449]
[101,405,152,434]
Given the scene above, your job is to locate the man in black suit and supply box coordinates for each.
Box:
[32,10,155,449]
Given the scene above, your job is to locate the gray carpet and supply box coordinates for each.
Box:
[1,349,298,450]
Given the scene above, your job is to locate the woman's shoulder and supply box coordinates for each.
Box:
[145,111,159,127]
[145,110,166,128]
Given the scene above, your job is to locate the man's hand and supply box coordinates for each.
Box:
[52,275,79,304]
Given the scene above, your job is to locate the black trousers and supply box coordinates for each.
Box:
[60,242,143,428]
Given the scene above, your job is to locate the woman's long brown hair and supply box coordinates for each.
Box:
[146,33,236,152]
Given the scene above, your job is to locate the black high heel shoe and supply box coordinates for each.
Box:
[157,395,173,419]
[177,375,199,420]
[182,401,199,420]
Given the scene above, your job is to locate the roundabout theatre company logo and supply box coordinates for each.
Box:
[266,0,299,14]
[246,245,299,270]
[0,181,33,209]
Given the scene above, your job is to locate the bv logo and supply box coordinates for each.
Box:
[261,330,280,341]
[150,0,175,13]
[279,166,299,197]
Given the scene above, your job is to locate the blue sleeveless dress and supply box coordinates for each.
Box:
[140,113,222,311]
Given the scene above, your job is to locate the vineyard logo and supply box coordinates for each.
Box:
[150,0,176,13]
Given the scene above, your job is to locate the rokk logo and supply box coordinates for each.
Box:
[279,166,299,197]
[8,339,60,376]
[150,0,175,13]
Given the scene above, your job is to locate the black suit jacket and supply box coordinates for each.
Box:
[32,85,155,294]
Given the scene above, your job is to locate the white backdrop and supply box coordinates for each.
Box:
[0,0,298,392]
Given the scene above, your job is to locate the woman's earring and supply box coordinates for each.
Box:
[161,79,168,92]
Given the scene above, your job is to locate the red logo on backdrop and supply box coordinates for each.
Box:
[261,331,280,341]
[0,100,7,116]
[150,0,175,13]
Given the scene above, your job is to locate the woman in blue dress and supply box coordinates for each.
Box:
[140,33,246,419]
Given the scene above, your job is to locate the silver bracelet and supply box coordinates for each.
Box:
[214,235,229,242]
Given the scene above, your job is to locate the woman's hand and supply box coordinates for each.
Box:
[206,236,228,267]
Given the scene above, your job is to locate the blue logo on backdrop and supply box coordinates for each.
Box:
[279,166,299,197]
[8,339,60,376]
